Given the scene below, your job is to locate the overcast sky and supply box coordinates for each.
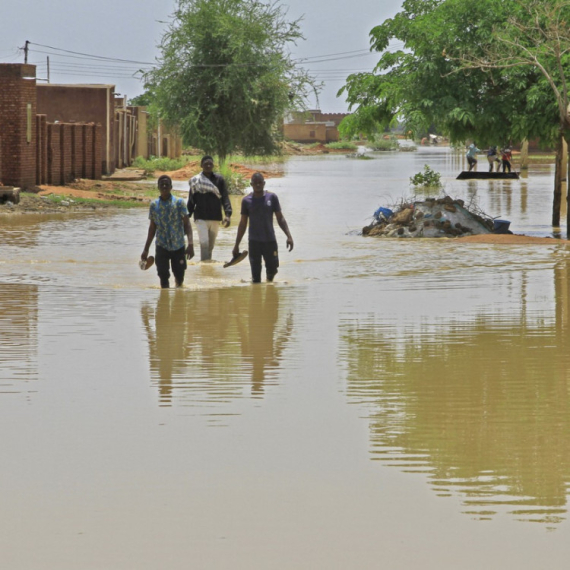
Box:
[1,0,403,112]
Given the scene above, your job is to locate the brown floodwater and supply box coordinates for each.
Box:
[1,148,570,568]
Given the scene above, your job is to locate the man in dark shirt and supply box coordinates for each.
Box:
[233,172,294,283]
[187,155,232,261]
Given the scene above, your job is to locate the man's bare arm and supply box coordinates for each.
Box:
[141,220,157,260]
[232,214,249,257]
[276,211,294,251]
[183,215,195,259]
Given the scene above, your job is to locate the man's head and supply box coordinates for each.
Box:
[157,175,172,199]
[250,172,265,194]
[201,155,214,174]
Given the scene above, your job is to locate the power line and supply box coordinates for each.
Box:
[29,42,154,65]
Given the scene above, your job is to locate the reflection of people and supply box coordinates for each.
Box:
[233,172,294,283]
[501,147,512,173]
[248,286,292,394]
[187,156,232,261]
[466,143,480,171]
[141,286,293,405]
[141,291,188,405]
[142,175,194,288]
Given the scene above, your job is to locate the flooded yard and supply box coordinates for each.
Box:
[1,148,570,568]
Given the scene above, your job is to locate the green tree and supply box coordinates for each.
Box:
[339,0,552,145]
[338,0,569,231]
[128,92,153,107]
[143,0,318,163]
[453,0,570,229]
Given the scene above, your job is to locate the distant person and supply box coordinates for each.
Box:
[142,175,194,288]
[501,147,512,173]
[466,143,480,171]
[232,172,294,284]
[487,146,499,172]
[187,155,232,261]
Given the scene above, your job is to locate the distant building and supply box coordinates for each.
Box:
[283,109,350,143]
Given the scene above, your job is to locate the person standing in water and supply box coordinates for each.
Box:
[187,155,232,261]
[486,146,499,172]
[142,175,194,288]
[466,143,480,171]
[501,146,512,173]
[232,172,294,283]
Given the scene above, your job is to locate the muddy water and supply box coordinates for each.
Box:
[1,148,570,569]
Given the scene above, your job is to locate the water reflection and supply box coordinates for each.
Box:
[340,260,570,525]
[0,215,44,248]
[141,285,293,413]
[0,284,38,395]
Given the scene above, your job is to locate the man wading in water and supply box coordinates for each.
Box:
[188,155,232,261]
[233,172,294,283]
[141,175,194,288]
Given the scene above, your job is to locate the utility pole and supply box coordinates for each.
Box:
[24,40,29,64]
[47,56,50,83]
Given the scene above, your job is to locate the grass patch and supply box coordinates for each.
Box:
[227,154,285,164]
[369,139,399,151]
[41,194,147,208]
[325,141,358,150]
[132,155,195,173]
[527,154,555,161]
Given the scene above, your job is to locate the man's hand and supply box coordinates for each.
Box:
[222,217,231,228]
[141,248,149,261]
[232,245,240,258]
[286,237,294,252]
[186,243,195,260]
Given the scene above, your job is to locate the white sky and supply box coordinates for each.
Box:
[1,0,403,112]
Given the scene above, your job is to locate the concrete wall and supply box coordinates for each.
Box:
[37,84,114,174]
[0,64,38,188]
[283,123,341,143]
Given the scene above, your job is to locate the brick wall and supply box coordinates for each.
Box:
[0,64,37,188]
[42,122,102,185]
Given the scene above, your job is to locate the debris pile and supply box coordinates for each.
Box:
[363,196,494,238]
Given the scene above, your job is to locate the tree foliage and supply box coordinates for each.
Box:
[143,0,318,162]
[338,0,558,148]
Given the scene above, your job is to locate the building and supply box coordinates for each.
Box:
[0,63,183,189]
[283,109,350,143]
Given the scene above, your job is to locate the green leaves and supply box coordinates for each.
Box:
[144,0,318,161]
[339,0,564,147]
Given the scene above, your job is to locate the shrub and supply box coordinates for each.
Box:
[369,138,399,151]
[133,155,191,173]
[410,165,442,188]
[325,141,358,150]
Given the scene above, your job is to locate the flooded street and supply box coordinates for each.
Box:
[1,147,570,568]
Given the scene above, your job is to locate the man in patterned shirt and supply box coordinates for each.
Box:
[141,175,195,288]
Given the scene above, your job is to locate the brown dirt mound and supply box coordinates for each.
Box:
[157,162,282,181]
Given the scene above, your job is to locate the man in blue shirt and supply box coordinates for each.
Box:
[142,175,194,288]
[466,143,480,171]
[232,172,294,283]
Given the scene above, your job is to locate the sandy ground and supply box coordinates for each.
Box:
[457,234,569,245]
[157,160,282,181]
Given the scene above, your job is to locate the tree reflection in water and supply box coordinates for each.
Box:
[340,260,570,525]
